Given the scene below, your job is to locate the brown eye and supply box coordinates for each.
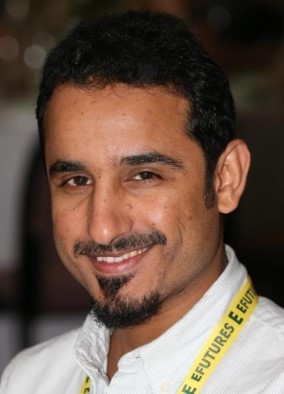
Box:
[133,171,157,181]
[66,176,92,186]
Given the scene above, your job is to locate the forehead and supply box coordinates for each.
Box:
[44,84,199,166]
[46,83,188,130]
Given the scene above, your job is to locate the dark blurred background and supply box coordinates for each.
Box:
[0,0,283,373]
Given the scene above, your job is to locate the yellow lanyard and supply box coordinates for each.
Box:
[80,375,91,393]
[80,277,257,394]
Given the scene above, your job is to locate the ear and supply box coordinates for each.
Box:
[214,139,251,214]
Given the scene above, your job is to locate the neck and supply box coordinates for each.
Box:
[107,246,227,379]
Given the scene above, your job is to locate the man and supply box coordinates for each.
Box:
[1,10,284,393]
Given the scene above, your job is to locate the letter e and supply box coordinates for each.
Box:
[228,311,243,325]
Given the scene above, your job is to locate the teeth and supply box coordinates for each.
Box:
[96,248,147,264]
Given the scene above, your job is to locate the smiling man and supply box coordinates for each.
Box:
[1,10,284,394]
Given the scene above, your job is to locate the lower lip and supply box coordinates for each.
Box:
[89,249,149,275]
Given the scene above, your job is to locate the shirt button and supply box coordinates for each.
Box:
[160,381,171,392]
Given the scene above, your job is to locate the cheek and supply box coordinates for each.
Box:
[143,191,194,234]
[157,195,213,259]
[140,192,178,225]
[52,196,84,239]
[51,207,80,259]
[52,219,72,266]
[52,211,70,241]
[52,211,89,285]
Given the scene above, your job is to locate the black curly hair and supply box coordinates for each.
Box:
[36,10,235,202]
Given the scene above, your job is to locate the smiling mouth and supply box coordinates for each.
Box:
[95,247,148,264]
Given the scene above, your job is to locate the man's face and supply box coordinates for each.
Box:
[45,84,225,328]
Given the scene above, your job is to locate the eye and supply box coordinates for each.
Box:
[132,171,160,181]
[65,175,92,187]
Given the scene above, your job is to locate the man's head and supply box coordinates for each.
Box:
[36,10,236,202]
[39,11,250,329]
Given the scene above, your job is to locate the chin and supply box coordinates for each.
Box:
[90,291,161,329]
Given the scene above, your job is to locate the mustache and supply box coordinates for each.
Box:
[73,231,166,256]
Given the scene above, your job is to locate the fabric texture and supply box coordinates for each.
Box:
[1,246,284,393]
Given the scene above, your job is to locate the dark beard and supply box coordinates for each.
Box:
[74,231,166,328]
[90,275,161,328]
[97,275,132,299]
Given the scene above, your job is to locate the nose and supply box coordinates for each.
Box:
[87,183,133,245]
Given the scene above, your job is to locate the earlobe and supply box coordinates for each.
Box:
[215,139,251,214]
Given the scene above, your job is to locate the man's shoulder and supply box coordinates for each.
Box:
[9,328,80,369]
[253,296,284,337]
[0,328,81,393]
[252,297,284,348]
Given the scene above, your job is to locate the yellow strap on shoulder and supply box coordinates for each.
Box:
[177,277,258,394]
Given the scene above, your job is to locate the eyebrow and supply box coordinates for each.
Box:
[119,152,185,169]
[49,160,87,177]
[49,152,185,177]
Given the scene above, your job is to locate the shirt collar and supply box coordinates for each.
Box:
[74,245,247,391]
[74,314,111,385]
